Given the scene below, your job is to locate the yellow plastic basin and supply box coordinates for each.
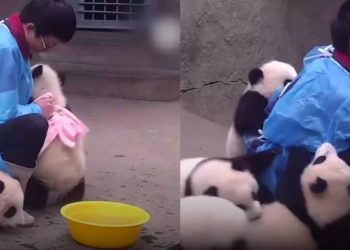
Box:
[60,201,151,249]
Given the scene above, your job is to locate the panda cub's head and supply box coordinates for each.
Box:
[233,60,297,136]
[31,64,67,108]
[301,143,350,228]
[0,171,25,227]
[184,149,278,220]
[245,60,297,98]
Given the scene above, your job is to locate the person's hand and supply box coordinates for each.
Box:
[34,92,55,119]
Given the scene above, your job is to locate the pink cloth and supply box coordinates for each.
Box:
[40,105,89,155]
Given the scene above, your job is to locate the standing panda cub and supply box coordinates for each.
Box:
[226,60,297,157]
[24,64,88,209]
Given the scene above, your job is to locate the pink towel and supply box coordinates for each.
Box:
[40,105,89,155]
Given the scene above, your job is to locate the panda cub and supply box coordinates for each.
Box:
[226,60,297,157]
[180,195,248,250]
[0,171,26,228]
[300,143,350,250]
[24,64,88,209]
[180,148,278,220]
[180,143,350,250]
[246,143,350,250]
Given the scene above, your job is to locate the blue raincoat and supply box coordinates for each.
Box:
[0,23,42,173]
[255,45,350,194]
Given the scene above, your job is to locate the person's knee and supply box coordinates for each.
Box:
[23,114,48,141]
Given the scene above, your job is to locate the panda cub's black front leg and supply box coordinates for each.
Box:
[24,176,49,210]
[58,178,85,204]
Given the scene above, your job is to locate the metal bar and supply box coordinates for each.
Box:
[78,10,141,14]
[79,3,150,6]
[104,0,106,21]
[74,0,152,29]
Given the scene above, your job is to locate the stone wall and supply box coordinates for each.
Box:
[0,0,179,101]
[181,0,343,125]
[0,0,25,17]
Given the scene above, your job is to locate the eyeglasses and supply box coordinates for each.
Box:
[40,35,47,49]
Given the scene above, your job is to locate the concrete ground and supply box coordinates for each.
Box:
[0,95,179,250]
[181,108,230,158]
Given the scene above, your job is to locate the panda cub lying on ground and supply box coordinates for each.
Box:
[179,143,350,250]
[180,149,278,220]
[180,195,248,250]
[226,60,297,157]
[24,64,88,209]
[0,171,26,227]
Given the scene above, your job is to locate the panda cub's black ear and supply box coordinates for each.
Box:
[231,147,281,175]
[4,206,17,218]
[0,180,4,194]
[283,79,293,86]
[57,72,66,87]
[32,65,43,79]
[248,68,264,85]
[203,186,218,197]
[313,155,327,165]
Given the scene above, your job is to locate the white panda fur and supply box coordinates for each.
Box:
[246,143,350,250]
[226,60,297,158]
[28,64,87,206]
[226,125,245,159]
[180,195,247,250]
[34,135,86,195]
[180,157,261,220]
[180,198,315,250]
[243,60,297,98]
[245,202,316,250]
[179,143,350,250]
[299,143,350,250]
[32,64,67,107]
[0,171,25,228]
[301,143,350,228]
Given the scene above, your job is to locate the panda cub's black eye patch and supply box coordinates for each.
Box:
[313,155,327,165]
[4,206,17,218]
[203,186,218,197]
[310,177,328,194]
[283,79,292,86]
[237,204,248,211]
[252,192,258,200]
[0,181,4,194]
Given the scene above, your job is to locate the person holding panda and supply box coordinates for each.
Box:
[253,0,350,205]
[0,0,76,226]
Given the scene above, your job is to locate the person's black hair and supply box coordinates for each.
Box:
[19,0,76,42]
[331,0,350,54]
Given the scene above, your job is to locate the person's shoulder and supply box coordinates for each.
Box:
[0,25,19,53]
[299,45,335,76]
[303,45,334,66]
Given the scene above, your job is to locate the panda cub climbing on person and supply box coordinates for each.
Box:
[226,60,297,157]
[24,64,89,209]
